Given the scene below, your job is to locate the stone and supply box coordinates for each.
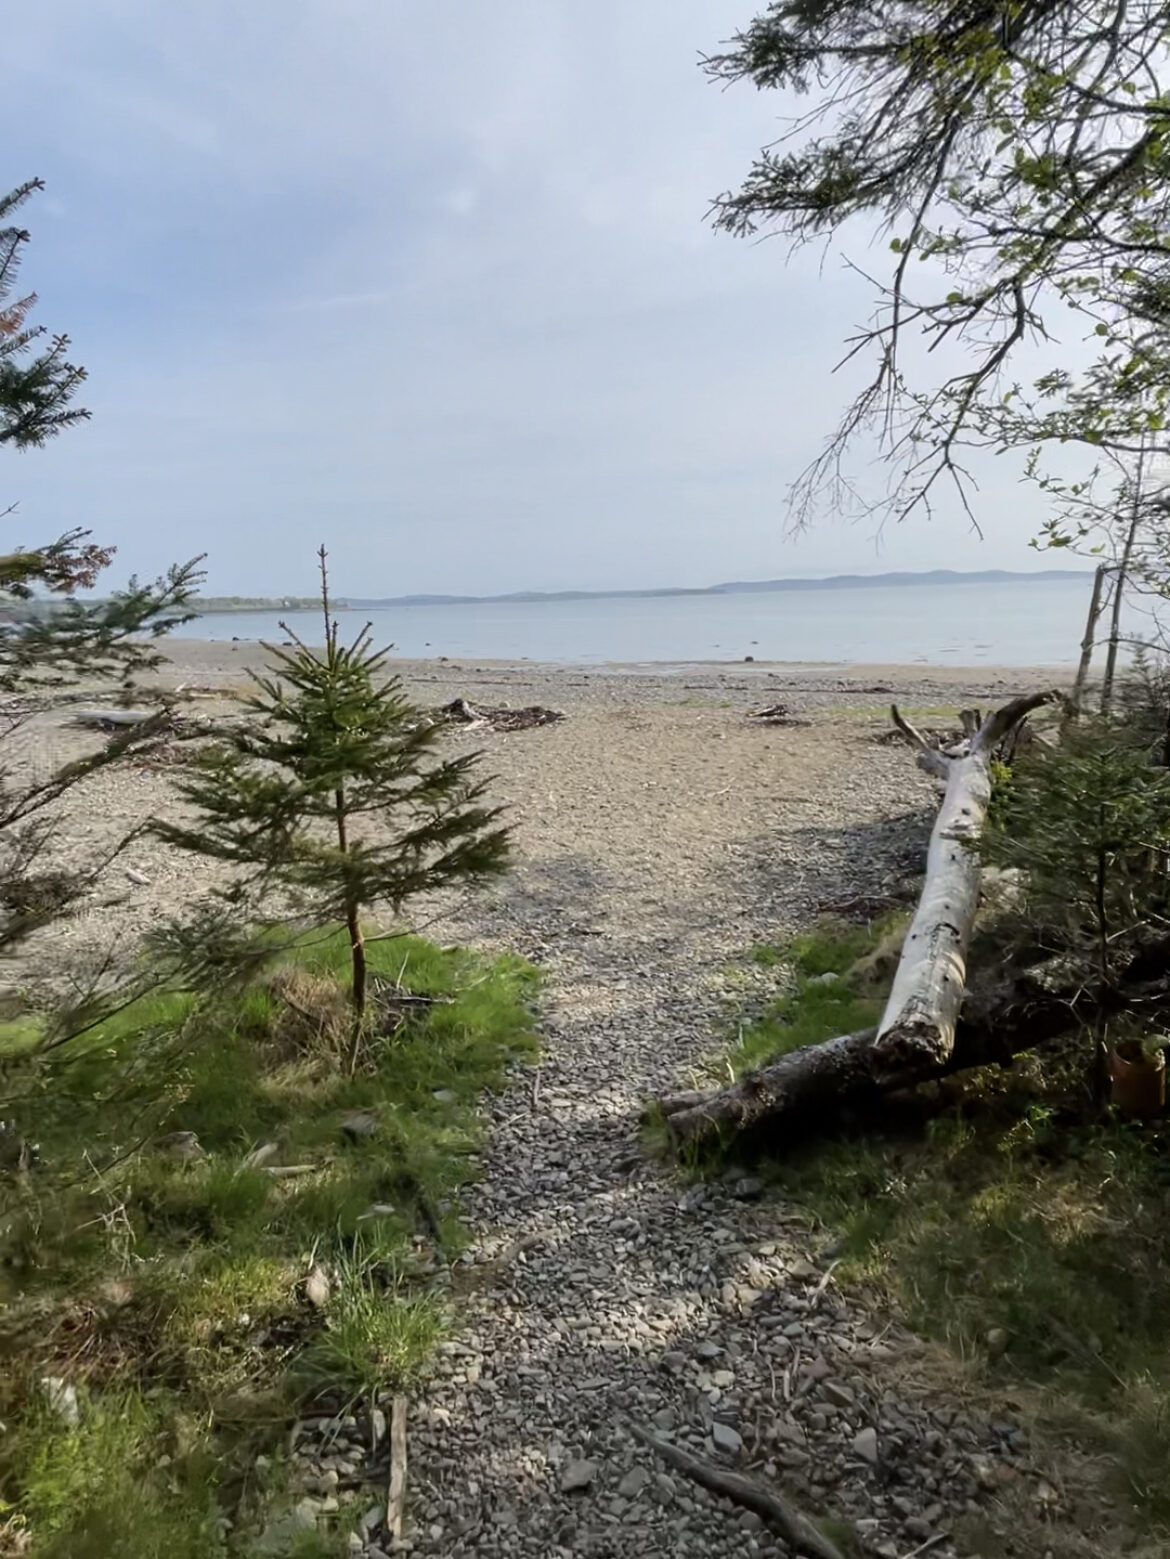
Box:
[731,1176,764,1201]
[560,1459,599,1493]
[823,1380,856,1409]
[361,1503,385,1534]
[617,1467,649,1498]
[340,1110,378,1140]
[711,1422,743,1455]
[371,1406,387,1447]
[304,1264,331,1308]
[432,1089,457,1102]
[155,1130,203,1162]
[986,1326,1009,1359]
[852,1427,880,1466]
[40,1376,80,1426]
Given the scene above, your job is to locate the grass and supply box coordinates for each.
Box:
[727,917,894,1076]
[0,927,538,1556]
[714,917,1170,1543]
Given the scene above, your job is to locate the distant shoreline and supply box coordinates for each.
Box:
[187,568,1091,614]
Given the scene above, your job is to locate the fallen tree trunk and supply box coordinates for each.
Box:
[872,691,1058,1075]
[661,938,1170,1146]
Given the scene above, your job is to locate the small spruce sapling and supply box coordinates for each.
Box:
[154,548,510,1018]
[982,729,1170,1097]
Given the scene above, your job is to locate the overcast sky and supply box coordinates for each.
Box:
[6,1,1079,597]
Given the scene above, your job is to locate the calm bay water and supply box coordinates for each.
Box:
[173,575,1115,667]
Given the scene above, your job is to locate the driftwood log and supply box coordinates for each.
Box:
[873,691,1058,1074]
[661,938,1170,1151]
[660,691,1093,1147]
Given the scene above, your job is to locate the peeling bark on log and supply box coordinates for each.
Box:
[872,691,1058,1075]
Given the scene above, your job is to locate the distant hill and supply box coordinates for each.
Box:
[342,568,1091,608]
[188,568,1092,614]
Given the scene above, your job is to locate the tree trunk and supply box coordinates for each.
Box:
[1069,563,1107,719]
[872,692,1057,1074]
[1101,448,1144,717]
[347,897,367,1016]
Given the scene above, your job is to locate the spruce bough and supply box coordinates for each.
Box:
[156,548,510,1016]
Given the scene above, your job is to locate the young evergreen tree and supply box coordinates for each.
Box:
[154,548,510,1015]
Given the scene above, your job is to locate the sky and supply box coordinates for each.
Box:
[5,1,1088,597]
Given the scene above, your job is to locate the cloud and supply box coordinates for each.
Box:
[3,0,1064,596]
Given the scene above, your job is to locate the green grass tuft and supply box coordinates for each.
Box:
[725,916,895,1076]
[299,1242,446,1398]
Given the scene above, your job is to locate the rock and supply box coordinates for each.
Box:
[254,1502,318,1552]
[852,1427,880,1466]
[617,1467,649,1498]
[432,1089,456,1103]
[986,1326,1009,1359]
[711,1422,743,1455]
[125,867,151,886]
[560,1459,599,1493]
[823,1380,856,1409]
[40,1376,80,1426]
[732,1176,764,1201]
[356,1202,397,1221]
[712,1369,735,1389]
[361,1503,385,1534]
[371,1406,387,1447]
[696,1340,722,1360]
[304,1265,331,1309]
[340,1111,378,1140]
[155,1130,203,1162]
[811,970,840,984]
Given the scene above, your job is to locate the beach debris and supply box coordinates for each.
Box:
[386,1396,408,1540]
[125,867,151,886]
[627,1421,847,1559]
[747,703,809,727]
[72,706,157,728]
[436,697,564,732]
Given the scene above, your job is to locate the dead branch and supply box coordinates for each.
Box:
[627,1422,846,1559]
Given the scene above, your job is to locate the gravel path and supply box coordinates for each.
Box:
[347,670,1052,1559]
